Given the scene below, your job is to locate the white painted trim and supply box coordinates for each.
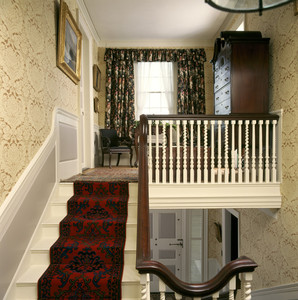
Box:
[57,110,79,180]
[76,0,101,46]
[79,11,95,169]
[99,39,215,48]
[149,183,281,209]
[252,283,298,300]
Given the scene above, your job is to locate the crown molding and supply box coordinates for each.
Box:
[98,38,215,49]
[76,0,101,46]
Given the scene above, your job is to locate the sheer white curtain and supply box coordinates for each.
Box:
[134,62,177,120]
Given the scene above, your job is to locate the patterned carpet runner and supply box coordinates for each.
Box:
[38,181,129,299]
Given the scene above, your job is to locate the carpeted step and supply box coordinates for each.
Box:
[59,214,127,237]
[67,194,128,217]
[38,262,123,299]
[50,236,125,265]
[74,181,129,197]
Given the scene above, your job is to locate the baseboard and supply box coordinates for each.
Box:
[252,283,298,300]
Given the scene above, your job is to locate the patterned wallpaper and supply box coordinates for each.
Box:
[0,0,85,206]
[238,4,298,290]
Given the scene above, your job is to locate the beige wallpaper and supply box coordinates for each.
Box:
[0,0,98,206]
[238,4,298,290]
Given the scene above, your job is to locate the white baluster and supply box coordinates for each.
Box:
[229,275,236,300]
[183,120,188,183]
[251,120,256,183]
[258,120,263,182]
[244,120,250,183]
[197,120,202,183]
[175,293,182,300]
[241,272,253,300]
[238,120,243,183]
[169,120,174,183]
[204,120,209,183]
[140,273,150,300]
[148,120,153,184]
[176,120,181,183]
[224,120,229,183]
[159,279,166,300]
[162,121,167,184]
[265,120,270,182]
[272,120,277,182]
[210,120,215,183]
[231,120,236,183]
[190,120,194,183]
[217,120,222,183]
[212,291,219,300]
[155,121,160,183]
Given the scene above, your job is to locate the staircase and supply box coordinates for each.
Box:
[5,182,140,299]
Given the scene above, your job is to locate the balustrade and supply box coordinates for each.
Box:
[144,114,279,185]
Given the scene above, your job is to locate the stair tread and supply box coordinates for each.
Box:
[32,234,136,252]
[17,262,139,285]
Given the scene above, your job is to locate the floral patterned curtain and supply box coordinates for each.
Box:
[104,48,206,136]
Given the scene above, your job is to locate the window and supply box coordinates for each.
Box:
[134,62,177,120]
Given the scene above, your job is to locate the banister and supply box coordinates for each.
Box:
[136,113,258,297]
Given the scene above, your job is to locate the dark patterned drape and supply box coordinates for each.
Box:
[104,48,206,137]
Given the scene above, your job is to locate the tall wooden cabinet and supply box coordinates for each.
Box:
[212,31,270,115]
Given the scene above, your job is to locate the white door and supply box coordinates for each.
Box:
[150,210,184,292]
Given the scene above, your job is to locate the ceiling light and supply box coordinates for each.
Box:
[205,0,294,15]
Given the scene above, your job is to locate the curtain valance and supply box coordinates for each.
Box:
[104,48,206,63]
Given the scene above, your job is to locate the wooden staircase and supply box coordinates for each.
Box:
[5,182,140,299]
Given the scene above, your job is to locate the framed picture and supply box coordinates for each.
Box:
[57,0,82,84]
[94,97,100,113]
[93,64,101,92]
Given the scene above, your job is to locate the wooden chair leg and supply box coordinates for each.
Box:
[109,153,112,168]
[130,150,133,167]
[116,153,121,166]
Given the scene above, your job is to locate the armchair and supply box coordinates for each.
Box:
[100,129,133,168]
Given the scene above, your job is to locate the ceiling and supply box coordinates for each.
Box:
[80,0,230,47]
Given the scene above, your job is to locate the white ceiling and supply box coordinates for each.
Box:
[80,0,229,47]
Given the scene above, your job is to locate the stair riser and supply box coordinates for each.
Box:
[30,251,136,267]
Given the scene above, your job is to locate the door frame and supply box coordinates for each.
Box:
[78,11,94,170]
[222,208,239,267]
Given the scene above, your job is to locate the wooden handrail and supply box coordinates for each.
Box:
[136,114,258,297]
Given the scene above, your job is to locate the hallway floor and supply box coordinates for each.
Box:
[62,166,138,182]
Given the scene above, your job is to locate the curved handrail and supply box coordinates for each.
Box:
[136,114,258,297]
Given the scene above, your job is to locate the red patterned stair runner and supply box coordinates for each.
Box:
[38,181,129,299]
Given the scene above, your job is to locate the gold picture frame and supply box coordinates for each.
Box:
[57,0,82,84]
[94,97,100,113]
[93,64,101,92]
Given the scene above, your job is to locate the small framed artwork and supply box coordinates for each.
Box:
[94,97,100,113]
[93,64,101,92]
[57,0,82,84]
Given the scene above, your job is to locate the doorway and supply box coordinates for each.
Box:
[222,209,239,266]
[79,15,94,171]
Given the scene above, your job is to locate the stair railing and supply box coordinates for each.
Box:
[136,114,259,299]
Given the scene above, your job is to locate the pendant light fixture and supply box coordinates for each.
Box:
[205,0,294,15]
